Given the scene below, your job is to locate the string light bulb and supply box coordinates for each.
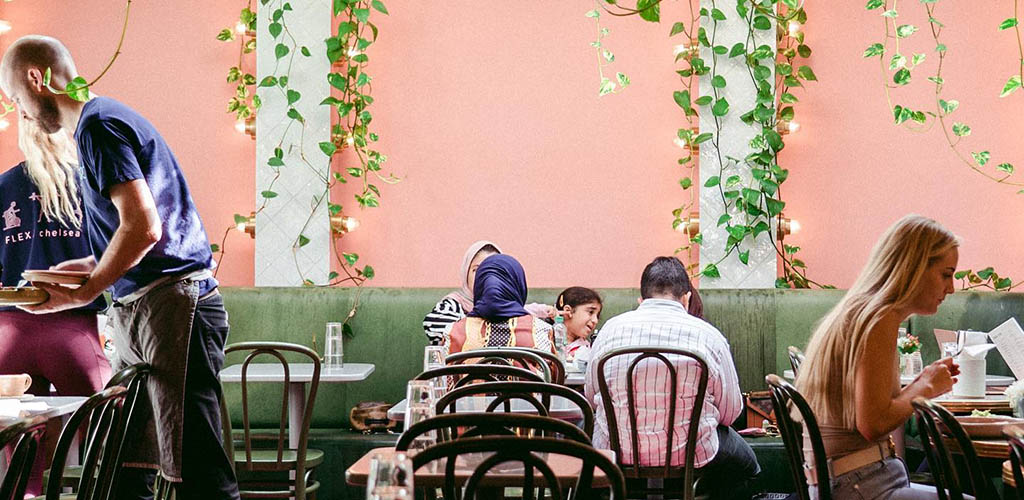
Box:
[777,119,800,135]
[788,20,801,36]
[0,20,11,35]
[234,21,247,35]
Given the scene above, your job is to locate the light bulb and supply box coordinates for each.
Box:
[0,20,11,35]
[788,20,801,35]
[673,44,690,57]
[346,135,354,146]
[235,222,246,232]
[234,120,246,134]
[347,48,361,58]
[790,219,802,235]
[0,118,9,131]
[235,21,248,35]
[787,121,801,134]
[673,137,688,149]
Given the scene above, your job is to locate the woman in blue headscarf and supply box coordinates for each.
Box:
[444,254,553,355]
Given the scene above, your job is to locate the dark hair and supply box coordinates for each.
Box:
[640,256,704,318]
[556,287,603,311]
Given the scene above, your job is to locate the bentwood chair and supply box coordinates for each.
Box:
[912,397,996,500]
[595,346,709,500]
[411,436,627,500]
[222,342,323,500]
[414,364,544,390]
[0,415,49,500]
[787,346,805,377]
[435,381,594,438]
[446,347,558,384]
[397,413,591,449]
[765,374,830,500]
[1005,425,1024,500]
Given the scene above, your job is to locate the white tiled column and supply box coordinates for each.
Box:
[254,1,331,286]
[699,5,777,288]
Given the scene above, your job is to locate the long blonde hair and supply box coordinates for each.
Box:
[18,114,82,229]
[795,215,958,428]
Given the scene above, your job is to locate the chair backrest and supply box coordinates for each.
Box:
[396,413,591,450]
[46,385,129,500]
[435,381,594,438]
[414,364,544,389]
[0,415,48,500]
[447,347,562,384]
[765,374,829,500]
[222,341,321,498]
[912,397,994,500]
[594,346,708,498]
[787,346,805,377]
[1005,424,1024,500]
[411,436,627,500]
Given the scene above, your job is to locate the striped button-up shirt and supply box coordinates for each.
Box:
[584,298,743,468]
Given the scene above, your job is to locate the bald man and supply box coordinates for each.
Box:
[1,36,239,500]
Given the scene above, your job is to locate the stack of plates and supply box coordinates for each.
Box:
[936,395,1013,414]
[1003,460,1020,487]
[954,416,1024,438]
[0,287,48,306]
[21,270,90,287]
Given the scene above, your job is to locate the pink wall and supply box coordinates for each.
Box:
[2,1,1022,289]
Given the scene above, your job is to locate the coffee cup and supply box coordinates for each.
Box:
[0,374,32,397]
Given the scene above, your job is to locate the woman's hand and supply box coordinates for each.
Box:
[912,357,958,399]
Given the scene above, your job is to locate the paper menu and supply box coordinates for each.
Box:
[987,317,1024,379]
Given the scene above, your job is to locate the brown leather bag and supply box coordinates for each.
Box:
[349,401,397,433]
[745,391,776,429]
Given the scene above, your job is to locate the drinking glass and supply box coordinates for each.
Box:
[942,341,960,359]
[366,452,413,500]
[325,322,344,368]
[406,380,434,407]
[404,404,437,454]
[423,346,446,372]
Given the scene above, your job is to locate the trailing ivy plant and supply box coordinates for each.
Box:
[587,1,634,95]
[598,0,828,288]
[42,0,133,102]
[955,267,1021,291]
[218,4,260,122]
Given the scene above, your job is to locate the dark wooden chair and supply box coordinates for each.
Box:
[1005,424,1024,500]
[787,346,805,377]
[0,415,48,500]
[446,348,553,383]
[414,364,544,391]
[594,346,708,500]
[912,397,995,500]
[765,373,830,500]
[410,435,627,500]
[222,342,323,500]
[435,381,594,438]
[397,412,590,450]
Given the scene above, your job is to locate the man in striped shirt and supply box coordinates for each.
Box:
[585,256,759,499]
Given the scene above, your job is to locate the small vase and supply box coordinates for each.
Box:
[900,352,923,377]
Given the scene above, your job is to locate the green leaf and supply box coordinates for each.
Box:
[995,277,1013,290]
[888,53,906,70]
[362,265,376,279]
[353,8,370,23]
[287,108,304,122]
[711,8,726,21]
[43,67,52,86]
[729,42,746,58]
[704,176,721,188]
[300,46,311,57]
[210,243,220,253]
[752,15,771,30]
[782,0,799,8]
[603,50,615,62]
[268,157,285,167]
[935,43,947,52]
[701,263,721,279]
[261,190,278,199]
[328,271,339,281]
[319,141,337,157]
[971,151,991,166]
[234,213,249,225]
[952,122,971,137]
[953,270,970,280]
[765,129,784,151]
[65,77,90,102]
[797,44,812,58]
[911,53,926,66]
[712,97,730,116]
[893,68,911,85]
[616,72,630,87]
[680,177,693,189]
[713,45,728,55]
[286,89,301,105]
[585,9,600,18]
[1000,18,1019,30]
[717,214,732,226]
[347,167,364,177]
[259,76,278,87]
[939,99,959,114]
[881,9,898,18]
[371,0,389,14]
[694,95,713,106]
[694,133,713,143]
[269,22,282,38]
[780,106,795,121]
[711,75,727,88]
[797,65,817,81]
[216,29,235,42]
[738,250,750,265]
[1000,75,1022,97]
[865,0,885,9]
[343,253,359,266]
[298,234,311,247]
[766,197,785,216]
[598,78,615,96]
[977,267,995,280]
[673,90,690,109]
[780,92,799,103]
[927,76,944,85]
[275,43,290,59]
[997,163,1015,174]
[637,0,660,22]
[670,22,686,36]
[895,24,918,38]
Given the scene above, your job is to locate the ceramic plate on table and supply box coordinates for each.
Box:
[0,287,48,306]
[935,395,1013,414]
[953,416,1024,438]
[21,270,90,287]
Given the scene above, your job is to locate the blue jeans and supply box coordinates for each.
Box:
[815,457,940,500]
[697,425,762,499]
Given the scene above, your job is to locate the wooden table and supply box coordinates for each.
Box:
[782,370,1014,387]
[346,446,615,489]
[388,396,584,422]
[943,436,1010,459]
[219,362,374,448]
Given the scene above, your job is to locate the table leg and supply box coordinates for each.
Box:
[288,382,306,449]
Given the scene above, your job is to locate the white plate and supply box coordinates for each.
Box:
[21,270,90,287]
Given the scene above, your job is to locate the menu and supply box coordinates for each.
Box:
[988,317,1024,379]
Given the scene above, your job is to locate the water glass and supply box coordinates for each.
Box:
[325,322,344,368]
[405,380,434,407]
[404,404,437,453]
[423,345,445,372]
[941,341,960,359]
[366,452,413,500]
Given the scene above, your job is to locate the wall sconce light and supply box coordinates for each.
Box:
[674,126,701,153]
[777,213,801,240]
[235,115,256,139]
[330,214,360,236]
[777,119,800,135]
[236,211,256,238]
[681,211,701,239]
[332,130,354,150]
[0,20,11,35]
[0,117,9,132]
[788,20,802,36]
[673,38,700,59]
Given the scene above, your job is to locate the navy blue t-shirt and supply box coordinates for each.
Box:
[74,97,216,300]
[0,163,105,311]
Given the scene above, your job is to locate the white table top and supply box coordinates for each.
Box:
[565,369,585,386]
[219,362,375,383]
[0,396,86,428]
[782,369,1015,387]
[388,395,585,422]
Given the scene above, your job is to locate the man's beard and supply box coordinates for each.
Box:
[35,95,62,134]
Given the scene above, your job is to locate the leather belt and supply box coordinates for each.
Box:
[805,437,896,486]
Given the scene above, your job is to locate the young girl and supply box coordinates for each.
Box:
[555,287,602,364]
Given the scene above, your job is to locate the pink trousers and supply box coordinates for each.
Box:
[0,309,113,496]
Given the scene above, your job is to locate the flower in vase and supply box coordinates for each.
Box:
[1005,380,1024,408]
[897,334,921,354]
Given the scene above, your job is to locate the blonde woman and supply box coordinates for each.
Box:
[796,215,960,500]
